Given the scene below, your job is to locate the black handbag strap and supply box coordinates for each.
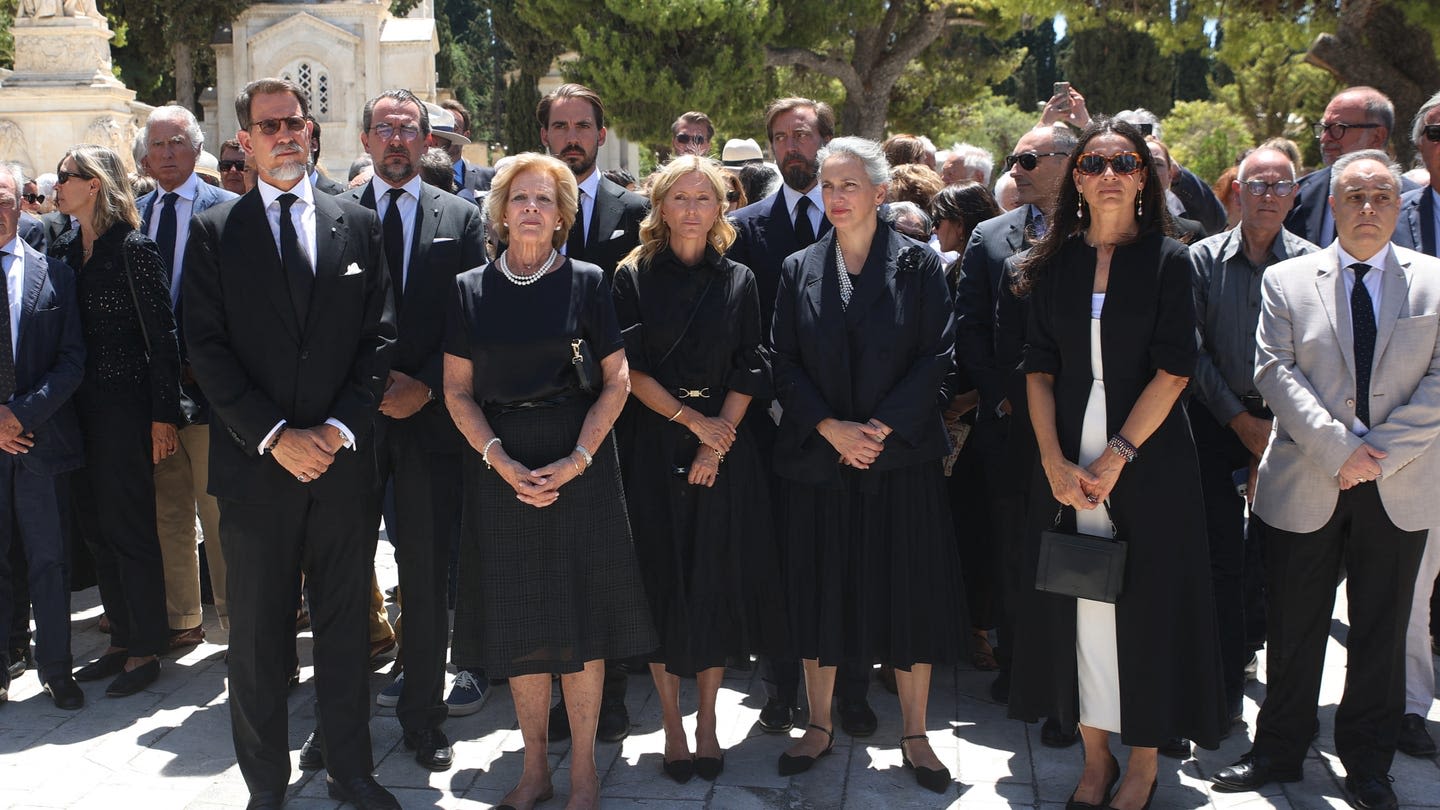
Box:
[1052,503,1117,538]
[120,238,153,361]
[653,275,715,371]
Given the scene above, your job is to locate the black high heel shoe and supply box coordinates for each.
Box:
[695,753,725,781]
[662,755,695,784]
[899,734,952,794]
[778,724,834,776]
[1067,753,1121,810]
[1105,779,1157,810]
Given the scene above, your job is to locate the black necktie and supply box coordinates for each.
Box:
[567,190,587,257]
[156,192,179,274]
[278,193,313,325]
[1350,262,1377,426]
[0,250,16,404]
[794,195,816,248]
[384,187,406,298]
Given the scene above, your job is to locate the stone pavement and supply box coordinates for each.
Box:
[0,543,1436,809]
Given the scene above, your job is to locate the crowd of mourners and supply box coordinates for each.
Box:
[1,75,1438,810]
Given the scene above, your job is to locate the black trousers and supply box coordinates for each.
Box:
[1189,403,1258,714]
[223,489,375,793]
[375,419,461,734]
[73,392,168,657]
[0,458,73,682]
[1253,483,1425,777]
[7,534,31,652]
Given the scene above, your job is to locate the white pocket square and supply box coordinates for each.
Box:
[610,229,625,239]
[433,237,455,243]
[343,262,363,276]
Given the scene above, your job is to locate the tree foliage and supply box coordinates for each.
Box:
[1161,99,1255,184]
[1058,25,1176,117]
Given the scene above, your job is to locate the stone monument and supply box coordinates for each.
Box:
[0,2,151,176]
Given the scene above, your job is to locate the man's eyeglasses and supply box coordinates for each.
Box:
[1004,151,1069,171]
[249,116,307,136]
[1421,124,1440,143]
[22,193,44,204]
[1312,121,1382,140]
[218,160,246,173]
[369,123,422,142]
[56,169,93,184]
[1074,151,1145,176]
[674,133,708,146]
[1240,179,1296,197]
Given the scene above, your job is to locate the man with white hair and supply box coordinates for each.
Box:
[135,104,238,651]
[940,143,993,187]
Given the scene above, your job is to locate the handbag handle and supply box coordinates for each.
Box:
[1051,503,1118,538]
[120,238,153,363]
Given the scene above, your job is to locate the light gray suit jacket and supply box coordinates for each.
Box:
[1253,243,1440,533]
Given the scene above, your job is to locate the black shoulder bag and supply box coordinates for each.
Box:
[1035,504,1127,603]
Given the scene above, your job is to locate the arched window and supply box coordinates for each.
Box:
[280,60,330,118]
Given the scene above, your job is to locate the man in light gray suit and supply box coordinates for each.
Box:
[1211,149,1440,810]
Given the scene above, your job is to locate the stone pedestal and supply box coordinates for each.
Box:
[0,15,150,176]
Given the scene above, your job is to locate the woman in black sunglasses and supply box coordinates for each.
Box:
[1009,118,1225,810]
[50,144,182,699]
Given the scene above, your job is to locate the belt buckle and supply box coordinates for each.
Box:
[678,387,710,399]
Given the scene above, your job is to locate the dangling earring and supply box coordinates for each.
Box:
[1135,194,1143,218]
[1076,194,1085,218]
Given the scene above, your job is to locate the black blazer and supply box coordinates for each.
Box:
[312,172,348,196]
[457,160,495,202]
[18,212,47,252]
[727,189,833,336]
[572,175,646,278]
[346,180,486,449]
[770,222,955,486]
[955,206,1030,416]
[7,241,85,476]
[1395,186,1437,256]
[183,188,397,503]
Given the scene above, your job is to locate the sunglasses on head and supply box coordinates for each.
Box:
[22,193,44,204]
[1423,124,1440,144]
[249,116,307,136]
[56,169,93,184]
[218,159,246,173]
[674,133,708,146]
[1074,151,1145,176]
[1004,151,1068,171]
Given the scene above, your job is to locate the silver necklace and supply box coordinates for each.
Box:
[497,249,558,286]
[834,241,854,309]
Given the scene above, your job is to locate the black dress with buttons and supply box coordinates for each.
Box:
[52,223,181,658]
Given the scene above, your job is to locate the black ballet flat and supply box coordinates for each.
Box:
[1105,779,1157,810]
[900,733,953,794]
[1067,753,1121,810]
[778,723,834,776]
[695,754,725,781]
[663,755,695,784]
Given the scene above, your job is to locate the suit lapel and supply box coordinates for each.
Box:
[407,186,442,317]
[236,192,303,345]
[306,193,348,333]
[139,191,155,234]
[1420,190,1437,257]
[17,243,47,350]
[590,179,622,246]
[1371,249,1412,366]
[1307,171,1329,245]
[1315,246,1357,382]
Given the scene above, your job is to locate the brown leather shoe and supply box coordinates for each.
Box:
[169,626,205,650]
[369,636,397,662]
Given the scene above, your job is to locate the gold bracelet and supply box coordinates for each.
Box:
[668,404,685,422]
[712,447,725,463]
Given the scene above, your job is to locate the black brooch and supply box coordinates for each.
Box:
[897,245,926,274]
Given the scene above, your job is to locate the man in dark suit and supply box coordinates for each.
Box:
[1390,88,1440,759]
[307,119,348,196]
[538,83,647,280]
[954,123,1079,747]
[534,82,647,744]
[338,87,485,772]
[184,78,398,810]
[438,99,493,202]
[1285,87,1419,246]
[135,105,240,649]
[724,96,877,738]
[0,166,86,710]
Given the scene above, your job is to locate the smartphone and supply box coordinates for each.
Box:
[1053,81,1071,111]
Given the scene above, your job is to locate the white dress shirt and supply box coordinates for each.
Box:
[1336,242,1391,436]
[146,172,200,308]
[3,236,22,365]
[781,183,825,234]
[369,173,421,288]
[254,176,355,453]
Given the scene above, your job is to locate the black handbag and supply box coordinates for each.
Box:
[1035,504,1127,603]
[570,338,598,393]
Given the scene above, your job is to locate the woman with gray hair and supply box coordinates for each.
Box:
[770,136,965,792]
[50,144,181,698]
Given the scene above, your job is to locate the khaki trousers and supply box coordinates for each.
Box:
[154,423,226,628]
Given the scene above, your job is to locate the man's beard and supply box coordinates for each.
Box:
[558,146,596,177]
[781,151,817,190]
[378,153,414,183]
[268,146,307,182]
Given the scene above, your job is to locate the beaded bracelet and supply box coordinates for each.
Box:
[481,437,502,469]
[1106,433,1138,463]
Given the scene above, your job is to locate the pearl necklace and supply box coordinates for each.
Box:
[497,249,558,286]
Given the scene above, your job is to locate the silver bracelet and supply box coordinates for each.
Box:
[574,443,593,469]
[482,437,502,469]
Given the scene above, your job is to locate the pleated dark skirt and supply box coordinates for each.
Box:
[781,460,967,669]
[452,398,657,678]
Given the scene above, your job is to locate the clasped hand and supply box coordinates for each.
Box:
[0,405,33,455]
[1337,443,1386,490]
[494,449,583,508]
[379,370,431,420]
[684,412,736,454]
[272,425,344,482]
[821,417,891,469]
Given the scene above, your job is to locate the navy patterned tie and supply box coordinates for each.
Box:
[1349,262,1377,426]
[0,249,15,403]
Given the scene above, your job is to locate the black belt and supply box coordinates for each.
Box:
[484,395,573,418]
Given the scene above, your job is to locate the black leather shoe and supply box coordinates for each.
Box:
[547,698,571,742]
[778,723,835,776]
[1041,717,1079,748]
[1397,713,1437,757]
[1344,774,1398,810]
[662,755,695,783]
[839,698,878,737]
[297,730,324,770]
[1158,736,1192,759]
[325,776,400,810]
[7,647,31,679]
[245,790,285,809]
[989,671,1010,704]
[758,697,795,733]
[43,675,84,710]
[1210,752,1303,792]
[74,650,127,682]
[403,728,454,772]
[597,700,630,742]
[105,659,159,697]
